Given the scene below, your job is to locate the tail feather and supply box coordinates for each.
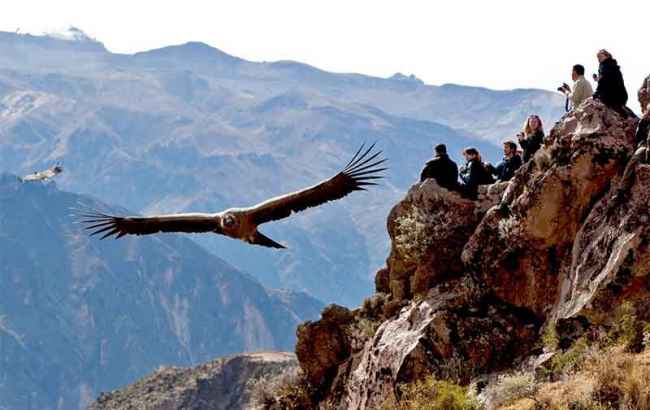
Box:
[251,231,286,249]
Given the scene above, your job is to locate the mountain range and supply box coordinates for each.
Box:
[0,174,322,409]
[0,29,566,306]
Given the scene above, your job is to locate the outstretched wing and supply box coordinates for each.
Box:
[247,143,387,225]
[78,211,220,239]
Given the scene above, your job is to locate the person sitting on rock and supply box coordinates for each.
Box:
[592,49,629,114]
[419,143,459,191]
[517,115,545,163]
[558,64,593,111]
[459,147,494,200]
[486,140,522,182]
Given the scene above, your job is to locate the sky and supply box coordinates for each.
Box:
[1,0,648,111]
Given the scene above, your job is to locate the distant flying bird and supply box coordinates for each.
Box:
[21,164,63,182]
[78,144,386,248]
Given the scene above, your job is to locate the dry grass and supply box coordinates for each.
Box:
[251,367,316,410]
[494,349,650,410]
[483,372,537,408]
[382,377,480,410]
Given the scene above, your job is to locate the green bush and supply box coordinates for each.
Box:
[383,377,479,410]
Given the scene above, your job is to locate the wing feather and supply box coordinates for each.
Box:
[247,143,386,225]
[77,211,220,239]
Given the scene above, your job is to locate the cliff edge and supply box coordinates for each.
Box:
[292,99,646,409]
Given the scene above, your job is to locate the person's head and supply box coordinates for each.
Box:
[434,144,447,156]
[503,140,517,157]
[597,49,612,63]
[524,115,543,135]
[463,147,479,162]
[572,64,585,81]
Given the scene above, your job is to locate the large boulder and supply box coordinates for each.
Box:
[335,281,539,410]
[295,304,354,389]
[383,179,501,299]
[463,99,637,318]
[555,163,650,323]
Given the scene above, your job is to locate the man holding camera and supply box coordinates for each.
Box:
[558,64,593,111]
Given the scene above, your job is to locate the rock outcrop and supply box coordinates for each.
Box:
[88,352,297,410]
[464,99,637,319]
[295,99,644,409]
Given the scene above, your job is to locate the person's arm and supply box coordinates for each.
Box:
[466,161,482,187]
[594,64,615,100]
[518,134,529,150]
[492,161,504,178]
[420,163,431,182]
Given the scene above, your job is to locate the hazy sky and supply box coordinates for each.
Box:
[1,0,648,111]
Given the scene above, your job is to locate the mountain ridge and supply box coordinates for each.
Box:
[0,29,565,306]
[0,173,322,409]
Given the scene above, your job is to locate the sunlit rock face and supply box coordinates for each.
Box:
[463,99,637,318]
[295,100,646,409]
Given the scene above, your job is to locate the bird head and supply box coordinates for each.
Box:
[220,214,239,231]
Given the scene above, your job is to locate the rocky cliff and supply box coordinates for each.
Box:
[88,352,297,410]
[293,99,647,409]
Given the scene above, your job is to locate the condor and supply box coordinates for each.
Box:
[79,144,386,249]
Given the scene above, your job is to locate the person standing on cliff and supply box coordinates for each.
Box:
[459,147,493,200]
[419,144,459,191]
[592,49,629,114]
[517,115,545,163]
[558,64,593,111]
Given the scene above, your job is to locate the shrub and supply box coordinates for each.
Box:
[252,368,316,410]
[588,349,650,410]
[546,337,590,379]
[382,377,479,410]
[487,372,537,408]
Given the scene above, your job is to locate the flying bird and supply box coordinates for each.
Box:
[21,164,64,182]
[78,144,386,248]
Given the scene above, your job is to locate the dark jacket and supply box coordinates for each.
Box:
[519,130,544,163]
[594,58,628,108]
[459,158,494,199]
[420,153,459,191]
[492,154,522,182]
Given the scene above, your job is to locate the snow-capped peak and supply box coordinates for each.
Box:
[44,26,95,43]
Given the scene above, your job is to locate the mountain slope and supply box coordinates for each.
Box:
[0,174,322,410]
[0,30,565,306]
[89,352,297,410]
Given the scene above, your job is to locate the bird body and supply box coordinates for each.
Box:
[21,165,63,182]
[79,144,386,249]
